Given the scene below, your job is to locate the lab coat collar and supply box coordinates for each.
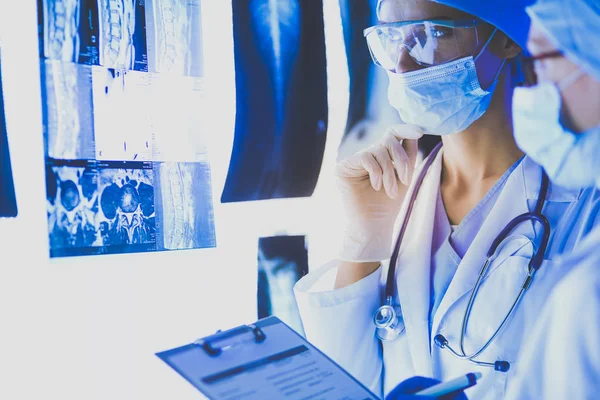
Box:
[393,149,443,377]
[430,156,559,336]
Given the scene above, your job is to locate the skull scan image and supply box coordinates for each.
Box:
[98,166,156,246]
[46,164,99,251]
[257,236,308,335]
[42,0,81,62]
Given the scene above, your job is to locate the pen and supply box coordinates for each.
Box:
[414,372,482,397]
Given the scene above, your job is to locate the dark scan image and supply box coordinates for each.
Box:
[38,0,148,71]
[336,0,439,160]
[257,235,309,336]
[0,51,18,218]
[221,0,328,203]
[46,159,156,257]
[336,0,402,160]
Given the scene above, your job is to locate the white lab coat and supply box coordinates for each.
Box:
[294,150,600,400]
[505,226,600,400]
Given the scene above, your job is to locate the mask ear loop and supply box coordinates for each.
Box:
[558,68,586,92]
[474,28,507,87]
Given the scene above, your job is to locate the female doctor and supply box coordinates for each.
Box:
[294,0,600,399]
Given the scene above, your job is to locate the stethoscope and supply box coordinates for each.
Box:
[373,143,551,372]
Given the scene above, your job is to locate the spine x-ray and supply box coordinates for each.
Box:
[39,0,148,71]
[38,1,215,258]
[0,48,18,218]
[221,0,328,203]
[38,0,204,77]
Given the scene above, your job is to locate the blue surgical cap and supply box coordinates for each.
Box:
[432,0,534,50]
[527,0,600,82]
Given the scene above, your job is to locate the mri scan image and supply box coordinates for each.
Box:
[46,160,157,257]
[153,162,215,250]
[39,0,148,71]
[46,161,101,255]
[97,162,156,249]
[41,60,95,160]
[146,0,204,76]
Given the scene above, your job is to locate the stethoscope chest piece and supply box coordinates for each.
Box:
[374,296,405,341]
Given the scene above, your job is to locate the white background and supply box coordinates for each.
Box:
[0,1,356,399]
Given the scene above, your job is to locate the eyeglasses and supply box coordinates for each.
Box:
[521,50,564,87]
[363,19,480,69]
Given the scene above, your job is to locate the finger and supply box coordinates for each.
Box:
[336,150,383,191]
[387,124,423,175]
[371,144,398,198]
[385,135,411,186]
[360,151,383,191]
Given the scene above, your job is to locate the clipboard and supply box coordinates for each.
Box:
[156,316,380,400]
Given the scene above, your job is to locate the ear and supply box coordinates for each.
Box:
[493,32,523,60]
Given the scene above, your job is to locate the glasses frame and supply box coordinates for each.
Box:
[363,19,480,68]
[363,19,479,38]
[521,50,565,87]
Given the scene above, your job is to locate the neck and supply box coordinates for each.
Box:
[441,76,524,186]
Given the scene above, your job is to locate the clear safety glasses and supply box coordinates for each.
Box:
[363,19,480,69]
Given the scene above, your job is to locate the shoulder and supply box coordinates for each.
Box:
[521,156,600,205]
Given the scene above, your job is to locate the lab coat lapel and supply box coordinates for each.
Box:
[431,159,537,332]
[394,151,443,377]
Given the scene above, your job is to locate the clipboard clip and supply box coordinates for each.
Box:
[194,324,267,357]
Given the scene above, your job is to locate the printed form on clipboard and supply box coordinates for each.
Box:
[156,316,380,400]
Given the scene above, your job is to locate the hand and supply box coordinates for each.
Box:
[336,124,423,262]
[385,376,469,400]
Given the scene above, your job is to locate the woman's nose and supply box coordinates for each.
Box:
[393,46,423,74]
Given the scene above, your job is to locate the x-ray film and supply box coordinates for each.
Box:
[146,0,204,77]
[41,60,95,160]
[221,0,328,203]
[257,235,308,336]
[46,159,157,257]
[0,49,18,218]
[39,2,215,257]
[153,162,215,251]
[336,0,402,160]
[39,0,148,71]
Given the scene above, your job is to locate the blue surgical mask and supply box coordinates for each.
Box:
[513,69,600,189]
[387,29,504,136]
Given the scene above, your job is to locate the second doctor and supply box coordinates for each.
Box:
[294,0,600,399]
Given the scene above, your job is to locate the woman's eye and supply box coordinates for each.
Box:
[431,27,453,38]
